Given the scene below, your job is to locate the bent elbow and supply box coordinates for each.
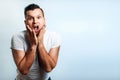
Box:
[19,68,29,75]
[45,66,55,73]
[20,70,29,75]
[45,68,52,73]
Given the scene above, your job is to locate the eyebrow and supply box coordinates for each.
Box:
[26,13,43,17]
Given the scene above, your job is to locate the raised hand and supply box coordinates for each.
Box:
[26,25,38,46]
[37,27,46,44]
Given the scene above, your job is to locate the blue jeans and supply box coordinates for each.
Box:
[15,77,51,80]
[48,77,51,80]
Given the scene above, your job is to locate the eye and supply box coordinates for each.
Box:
[27,17,33,20]
[37,16,41,19]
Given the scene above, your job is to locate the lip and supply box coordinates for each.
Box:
[33,25,39,33]
[34,25,38,29]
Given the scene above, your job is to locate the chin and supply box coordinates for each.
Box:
[35,30,40,35]
[35,33,38,36]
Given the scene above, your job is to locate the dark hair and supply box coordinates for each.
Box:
[24,3,44,17]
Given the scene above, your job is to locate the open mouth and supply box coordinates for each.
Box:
[33,25,39,34]
[34,25,39,30]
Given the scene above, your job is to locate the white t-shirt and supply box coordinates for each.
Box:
[11,30,61,80]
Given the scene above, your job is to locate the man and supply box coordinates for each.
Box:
[11,3,61,80]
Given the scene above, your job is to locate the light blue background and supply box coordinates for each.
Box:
[0,0,120,80]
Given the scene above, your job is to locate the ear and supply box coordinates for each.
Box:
[44,18,46,26]
[24,20,27,25]
[24,20,28,30]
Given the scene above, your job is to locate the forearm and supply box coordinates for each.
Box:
[37,43,56,72]
[18,45,37,74]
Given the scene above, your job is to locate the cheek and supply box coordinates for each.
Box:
[41,19,45,25]
[27,21,33,26]
[25,21,33,28]
[39,18,45,23]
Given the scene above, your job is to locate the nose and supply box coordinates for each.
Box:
[33,18,38,24]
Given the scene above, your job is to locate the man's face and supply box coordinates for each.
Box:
[25,8,45,35]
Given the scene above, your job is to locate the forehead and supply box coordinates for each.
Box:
[26,8,43,17]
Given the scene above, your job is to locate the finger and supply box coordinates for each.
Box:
[26,25,32,33]
[42,26,46,30]
[32,30,36,38]
[41,27,45,33]
[40,27,45,33]
[32,30,38,44]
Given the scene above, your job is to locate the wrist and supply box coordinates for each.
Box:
[30,44,37,50]
[38,42,44,48]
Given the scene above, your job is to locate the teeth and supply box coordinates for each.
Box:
[34,26,38,30]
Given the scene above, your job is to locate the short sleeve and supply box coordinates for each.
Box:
[11,34,24,50]
[51,32,61,48]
